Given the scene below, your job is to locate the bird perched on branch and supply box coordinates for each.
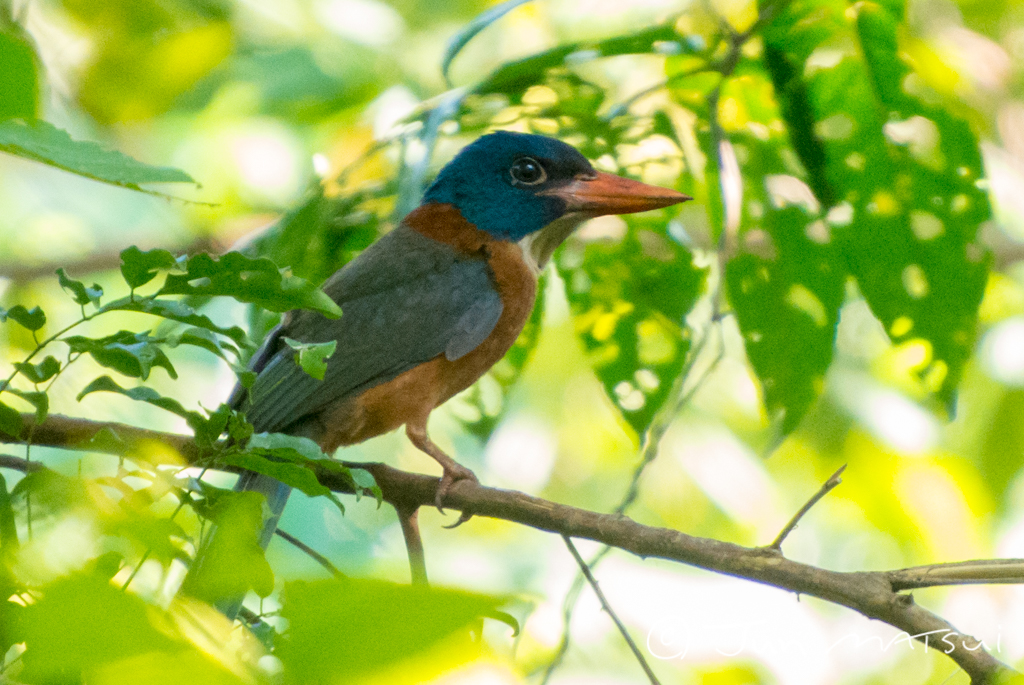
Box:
[231,130,688,553]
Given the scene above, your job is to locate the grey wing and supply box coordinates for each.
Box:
[242,232,502,434]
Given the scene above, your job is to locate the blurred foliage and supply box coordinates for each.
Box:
[1,0,1024,682]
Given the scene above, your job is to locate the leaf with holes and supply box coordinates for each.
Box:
[727,207,845,431]
[762,0,991,411]
[558,217,707,436]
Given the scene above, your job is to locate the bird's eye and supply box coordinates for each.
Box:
[510,157,547,186]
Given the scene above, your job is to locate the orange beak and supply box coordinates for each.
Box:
[542,172,691,216]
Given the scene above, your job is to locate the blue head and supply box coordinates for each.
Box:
[422,131,689,242]
[423,131,592,240]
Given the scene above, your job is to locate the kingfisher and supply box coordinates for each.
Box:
[230,131,689,551]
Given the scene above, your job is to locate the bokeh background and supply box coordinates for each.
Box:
[3,0,1024,683]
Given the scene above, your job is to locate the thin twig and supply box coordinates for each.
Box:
[541,316,726,682]
[562,535,661,685]
[397,506,428,586]
[770,464,847,551]
[274,528,345,578]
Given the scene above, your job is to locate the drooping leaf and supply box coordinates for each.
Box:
[77,376,203,426]
[762,0,991,412]
[64,331,177,381]
[217,453,341,511]
[104,296,251,349]
[0,119,194,191]
[179,491,274,604]
[0,304,45,331]
[158,252,342,318]
[283,337,336,381]
[0,399,22,438]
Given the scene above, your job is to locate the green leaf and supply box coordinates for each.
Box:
[4,388,48,424]
[64,331,177,381]
[179,491,274,604]
[283,337,336,381]
[19,573,178,683]
[762,0,991,410]
[118,247,183,290]
[158,252,342,318]
[247,432,329,461]
[277,577,502,682]
[726,207,845,431]
[77,376,203,426]
[558,219,707,435]
[0,474,19,562]
[104,296,251,349]
[0,399,22,438]
[56,268,103,307]
[13,356,61,384]
[218,453,339,508]
[0,25,38,120]
[0,304,45,331]
[0,120,194,191]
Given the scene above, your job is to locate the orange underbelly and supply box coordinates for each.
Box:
[317,239,538,454]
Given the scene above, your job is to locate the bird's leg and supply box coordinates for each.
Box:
[405,423,477,512]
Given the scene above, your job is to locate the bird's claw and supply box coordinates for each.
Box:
[435,464,477,514]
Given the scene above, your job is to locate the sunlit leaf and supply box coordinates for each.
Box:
[0,26,38,120]
[277,577,501,682]
[726,207,845,431]
[558,218,707,435]
[19,573,178,682]
[0,120,194,191]
[179,491,274,604]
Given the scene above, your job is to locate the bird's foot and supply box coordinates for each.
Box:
[435,463,477,513]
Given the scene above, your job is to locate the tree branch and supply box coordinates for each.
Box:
[1,413,1018,684]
